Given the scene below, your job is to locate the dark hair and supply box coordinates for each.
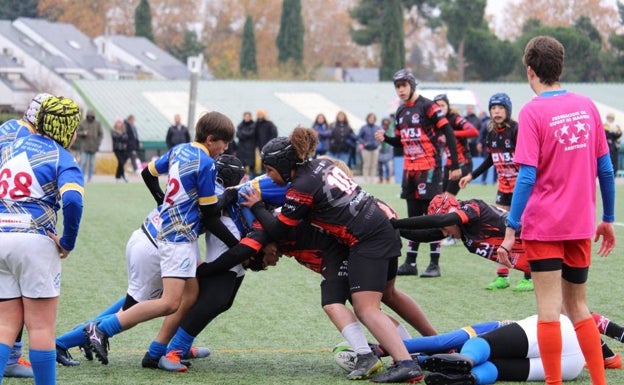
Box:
[195,111,235,143]
[523,35,564,86]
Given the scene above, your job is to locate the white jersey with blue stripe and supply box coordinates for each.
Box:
[0,119,36,149]
[0,134,84,235]
[148,142,218,243]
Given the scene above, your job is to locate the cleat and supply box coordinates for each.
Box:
[182,346,211,359]
[79,343,94,360]
[4,356,33,378]
[158,350,188,372]
[425,372,476,385]
[604,354,622,369]
[56,346,80,366]
[421,353,474,374]
[512,278,534,292]
[371,360,423,383]
[397,263,418,276]
[484,276,509,290]
[142,352,159,369]
[83,322,109,365]
[142,351,191,369]
[347,352,383,380]
[420,264,441,278]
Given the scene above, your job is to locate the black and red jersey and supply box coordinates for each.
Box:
[393,95,450,171]
[485,121,519,193]
[278,222,348,273]
[277,158,386,247]
[442,112,478,166]
[454,199,528,273]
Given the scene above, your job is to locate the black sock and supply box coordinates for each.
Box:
[605,320,624,342]
[602,339,615,359]
[405,251,418,265]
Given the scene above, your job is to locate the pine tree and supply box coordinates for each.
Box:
[135,0,154,42]
[240,15,258,77]
[276,0,304,67]
[380,0,405,80]
[0,0,39,20]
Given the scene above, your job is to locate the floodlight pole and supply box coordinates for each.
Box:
[187,54,203,139]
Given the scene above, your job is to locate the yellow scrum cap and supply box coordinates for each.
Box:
[36,96,81,149]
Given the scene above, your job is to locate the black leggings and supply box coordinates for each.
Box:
[179,272,243,336]
[114,150,127,179]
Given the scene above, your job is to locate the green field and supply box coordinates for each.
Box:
[6,181,623,385]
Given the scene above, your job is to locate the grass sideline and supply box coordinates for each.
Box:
[6,181,623,385]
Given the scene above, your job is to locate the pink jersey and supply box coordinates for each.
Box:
[515,91,609,241]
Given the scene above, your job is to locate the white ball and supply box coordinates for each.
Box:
[332,341,357,372]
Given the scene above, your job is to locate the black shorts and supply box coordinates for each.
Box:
[320,256,350,306]
[496,191,513,207]
[401,167,443,200]
[348,222,401,293]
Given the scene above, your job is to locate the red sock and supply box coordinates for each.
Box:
[537,320,562,385]
[575,317,607,385]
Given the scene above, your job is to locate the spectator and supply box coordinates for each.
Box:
[165,114,190,149]
[236,111,257,178]
[358,113,381,184]
[255,109,278,174]
[378,118,393,183]
[124,115,141,175]
[77,109,103,182]
[464,105,481,158]
[328,111,354,166]
[604,112,622,176]
[111,117,128,182]
[312,113,331,157]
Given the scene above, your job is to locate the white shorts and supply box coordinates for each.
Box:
[157,239,199,279]
[518,315,584,381]
[204,216,244,277]
[126,229,163,302]
[0,233,61,298]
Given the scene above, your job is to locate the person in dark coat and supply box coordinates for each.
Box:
[254,109,278,173]
[236,111,257,177]
[165,114,190,149]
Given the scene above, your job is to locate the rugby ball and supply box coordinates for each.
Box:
[332,341,357,372]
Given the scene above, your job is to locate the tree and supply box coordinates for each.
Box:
[0,0,39,20]
[499,0,618,46]
[514,25,602,82]
[239,15,258,77]
[437,0,487,81]
[463,29,518,81]
[134,0,153,42]
[165,29,205,64]
[276,0,304,70]
[379,0,404,80]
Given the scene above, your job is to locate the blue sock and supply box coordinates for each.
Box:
[147,341,167,360]
[97,314,123,337]
[8,341,22,364]
[460,337,491,365]
[404,329,469,354]
[472,361,498,385]
[30,349,56,385]
[92,297,125,321]
[0,343,11,381]
[168,327,195,356]
[56,327,89,350]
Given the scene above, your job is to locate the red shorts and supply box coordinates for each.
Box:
[523,239,591,268]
